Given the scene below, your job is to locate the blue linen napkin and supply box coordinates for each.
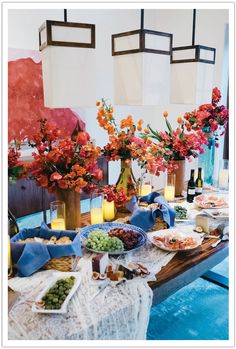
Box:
[126,192,176,231]
[11,223,82,277]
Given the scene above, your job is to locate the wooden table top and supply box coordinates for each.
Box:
[80,211,229,302]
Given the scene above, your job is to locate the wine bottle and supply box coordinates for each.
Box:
[8,209,19,238]
[195,168,203,196]
[187,169,196,203]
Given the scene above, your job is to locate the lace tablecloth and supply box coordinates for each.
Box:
[8,243,176,340]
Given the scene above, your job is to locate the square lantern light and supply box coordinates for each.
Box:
[39,19,96,108]
[170,10,216,105]
[112,13,173,105]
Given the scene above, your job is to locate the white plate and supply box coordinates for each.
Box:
[202,208,229,219]
[194,194,228,209]
[32,272,81,314]
[148,227,204,252]
[169,202,197,222]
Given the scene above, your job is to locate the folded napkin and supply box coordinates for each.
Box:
[126,192,176,231]
[11,223,82,277]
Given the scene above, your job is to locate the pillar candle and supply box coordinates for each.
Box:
[103,200,115,221]
[140,184,152,197]
[219,169,229,190]
[91,207,104,225]
[164,185,175,202]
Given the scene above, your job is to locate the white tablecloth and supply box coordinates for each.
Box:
[8,244,176,340]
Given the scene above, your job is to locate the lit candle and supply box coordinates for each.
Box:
[140,184,152,197]
[91,207,104,224]
[164,185,175,202]
[51,218,66,230]
[103,200,115,221]
[219,169,229,190]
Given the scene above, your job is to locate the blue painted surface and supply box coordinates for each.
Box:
[147,257,229,340]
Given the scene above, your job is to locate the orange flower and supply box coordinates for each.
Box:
[163,111,168,118]
[107,125,115,135]
[177,116,183,124]
[144,128,150,134]
[137,125,142,131]
[96,101,100,107]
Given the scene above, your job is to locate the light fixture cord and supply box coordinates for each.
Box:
[64,9,67,22]
[192,9,196,46]
[141,9,144,30]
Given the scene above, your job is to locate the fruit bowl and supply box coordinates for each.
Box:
[79,222,147,255]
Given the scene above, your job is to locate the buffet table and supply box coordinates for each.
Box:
[8,198,229,340]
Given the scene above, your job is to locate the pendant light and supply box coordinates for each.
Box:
[39,9,96,108]
[170,9,216,104]
[112,9,172,105]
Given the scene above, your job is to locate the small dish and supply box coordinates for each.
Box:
[32,272,81,314]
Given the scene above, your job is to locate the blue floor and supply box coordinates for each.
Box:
[16,204,228,340]
[147,257,229,340]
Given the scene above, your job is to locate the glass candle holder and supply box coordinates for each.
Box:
[103,199,115,221]
[164,173,176,202]
[139,173,152,196]
[91,192,104,225]
[218,159,229,191]
[50,201,66,230]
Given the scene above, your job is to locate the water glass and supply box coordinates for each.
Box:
[164,173,176,202]
[91,192,104,224]
[50,201,66,230]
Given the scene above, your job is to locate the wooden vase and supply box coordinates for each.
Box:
[55,189,81,230]
[173,159,186,197]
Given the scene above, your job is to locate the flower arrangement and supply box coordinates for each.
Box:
[100,185,128,208]
[27,118,103,193]
[184,87,229,139]
[144,112,208,169]
[8,142,25,182]
[96,99,165,176]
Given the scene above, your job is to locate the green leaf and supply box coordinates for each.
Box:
[165,119,173,136]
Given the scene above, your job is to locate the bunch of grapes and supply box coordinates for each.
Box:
[108,228,140,250]
[87,229,124,252]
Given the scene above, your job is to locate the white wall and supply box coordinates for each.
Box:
[8,8,229,188]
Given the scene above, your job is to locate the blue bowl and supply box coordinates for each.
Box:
[80,222,147,255]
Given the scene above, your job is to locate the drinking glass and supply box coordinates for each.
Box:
[139,173,152,196]
[218,159,229,191]
[164,173,176,202]
[91,192,104,224]
[50,201,66,230]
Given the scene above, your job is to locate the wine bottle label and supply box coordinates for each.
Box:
[195,187,203,193]
[188,189,195,195]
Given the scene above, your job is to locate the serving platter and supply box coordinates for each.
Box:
[32,272,81,314]
[80,222,147,255]
[148,227,203,252]
[194,194,228,209]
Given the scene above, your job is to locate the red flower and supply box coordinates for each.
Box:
[58,179,69,189]
[212,87,221,106]
[93,168,103,181]
[50,172,62,181]
[37,175,48,188]
[76,131,90,146]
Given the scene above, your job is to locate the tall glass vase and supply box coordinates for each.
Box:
[116,160,137,212]
[198,133,215,186]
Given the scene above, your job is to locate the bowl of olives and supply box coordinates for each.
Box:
[32,272,81,314]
